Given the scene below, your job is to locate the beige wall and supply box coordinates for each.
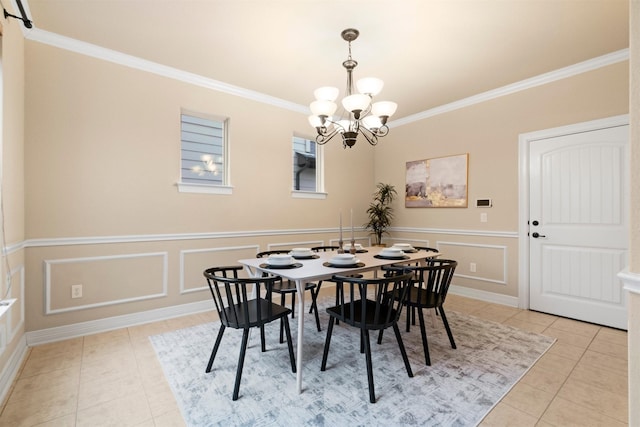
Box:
[0,18,26,383]
[23,41,378,331]
[375,62,629,299]
[20,34,630,332]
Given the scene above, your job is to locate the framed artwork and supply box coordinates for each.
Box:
[405,153,468,208]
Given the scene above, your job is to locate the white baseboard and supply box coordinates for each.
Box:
[449,285,519,307]
[26,299,213,346]
[0,336,28,408]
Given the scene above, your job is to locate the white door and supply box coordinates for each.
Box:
[529,124,629,329]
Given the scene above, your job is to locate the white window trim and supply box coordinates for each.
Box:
[177,183,233,195]
[292,135,325,197]
[178,109,232,195]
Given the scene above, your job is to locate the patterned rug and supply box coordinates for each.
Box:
[150,296,555,426]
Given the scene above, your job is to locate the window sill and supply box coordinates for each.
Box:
[177,183,233,195]
[291,191,327,200]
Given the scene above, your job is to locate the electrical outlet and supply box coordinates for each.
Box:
[470,263,477,273]
[71,284,83,299]
[480,213,488,223]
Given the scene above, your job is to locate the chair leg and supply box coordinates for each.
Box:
[309,282,322,313]
[405,304,411,332]
[312,292,322,332]
[260,325,266,352]
[320,317,335,371]
[392,323,414,378]
[335,287,340,325]
[291,292,296,318]
[439,307,457,349]
[206,325,226,373]
[417,308,431,366]
[232,328,250,401]
[282,315,296,373]
[377,328,384,345]
[362,329,376,403]
[279,293,286,344]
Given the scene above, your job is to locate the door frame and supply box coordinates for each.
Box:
[517,114,629,309]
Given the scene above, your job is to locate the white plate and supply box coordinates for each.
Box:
[392,243,414,251]
[268,255,294,265]
[380,248,404,257]
[330,257,360,265]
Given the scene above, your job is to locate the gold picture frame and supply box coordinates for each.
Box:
[405,153,469,208]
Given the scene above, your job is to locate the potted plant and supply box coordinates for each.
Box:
[364,182,397,246]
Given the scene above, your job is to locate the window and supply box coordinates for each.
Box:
[292,136,325,199]
[178,111,231,194]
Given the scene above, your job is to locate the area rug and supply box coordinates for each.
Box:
[150,296,555,426]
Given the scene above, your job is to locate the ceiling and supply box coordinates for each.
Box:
[25,0,629,122]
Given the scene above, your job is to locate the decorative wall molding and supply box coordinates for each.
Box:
[44,252,168,314]
[25,28,307,115]
[21,24,627,130]
[449,285,519,308]
[17,226,517,250]
[7,265,25,343]
[390,49,629,128]
[619,269,640,295]
[391,227,518,239]
[438,241,508,285]
[26,299,213,346]
[180,245,259,295]
[0,336,27,411]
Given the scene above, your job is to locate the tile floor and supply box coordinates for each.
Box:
[0,290,629,426]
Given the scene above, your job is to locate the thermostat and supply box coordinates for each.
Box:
[476,199,492,207]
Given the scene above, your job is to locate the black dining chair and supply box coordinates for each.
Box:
[380,259,458,366]
[203,266,296,401]
[310,246,363,328]
[256,250,321,339]
[320,270,415,403]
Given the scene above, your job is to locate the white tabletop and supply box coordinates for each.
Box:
[238,247,440,394]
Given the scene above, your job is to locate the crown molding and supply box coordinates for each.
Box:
[24,28,308,115]
[389,48,629,127]
[23,27,628,127]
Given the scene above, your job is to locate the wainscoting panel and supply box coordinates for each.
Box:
[7,266,25,343]
[180,245,259,294]
[45,252,168,314]
[436,241,508,285]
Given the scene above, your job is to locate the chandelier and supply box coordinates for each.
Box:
[308,28,397,149]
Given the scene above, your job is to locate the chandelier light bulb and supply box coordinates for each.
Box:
[356,77,384,96]
[362,115,382,131]
[310,100,338,117]
[314,86,340,102]
[371,101,397,118]
[342,94,371,115]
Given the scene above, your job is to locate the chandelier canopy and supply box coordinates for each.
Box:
[308,28,397,149]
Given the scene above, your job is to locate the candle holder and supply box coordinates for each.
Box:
[337,239,345,253]
[349,238,356,254]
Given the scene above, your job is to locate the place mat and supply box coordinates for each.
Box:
[323,262,365,268]
[259,263,303,269]
[374,254,410,260]
[343,249,368,253]
[291,254,320,260]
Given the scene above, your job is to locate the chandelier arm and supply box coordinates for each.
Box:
[315,127,341,145]
[358,125,379,146]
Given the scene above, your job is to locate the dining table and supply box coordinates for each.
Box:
[238,246,439,394]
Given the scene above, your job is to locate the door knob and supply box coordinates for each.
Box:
[531,232,546,238]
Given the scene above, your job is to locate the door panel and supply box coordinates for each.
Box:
[529,125,629,329]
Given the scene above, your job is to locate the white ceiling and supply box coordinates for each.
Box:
[25,0,629,121]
